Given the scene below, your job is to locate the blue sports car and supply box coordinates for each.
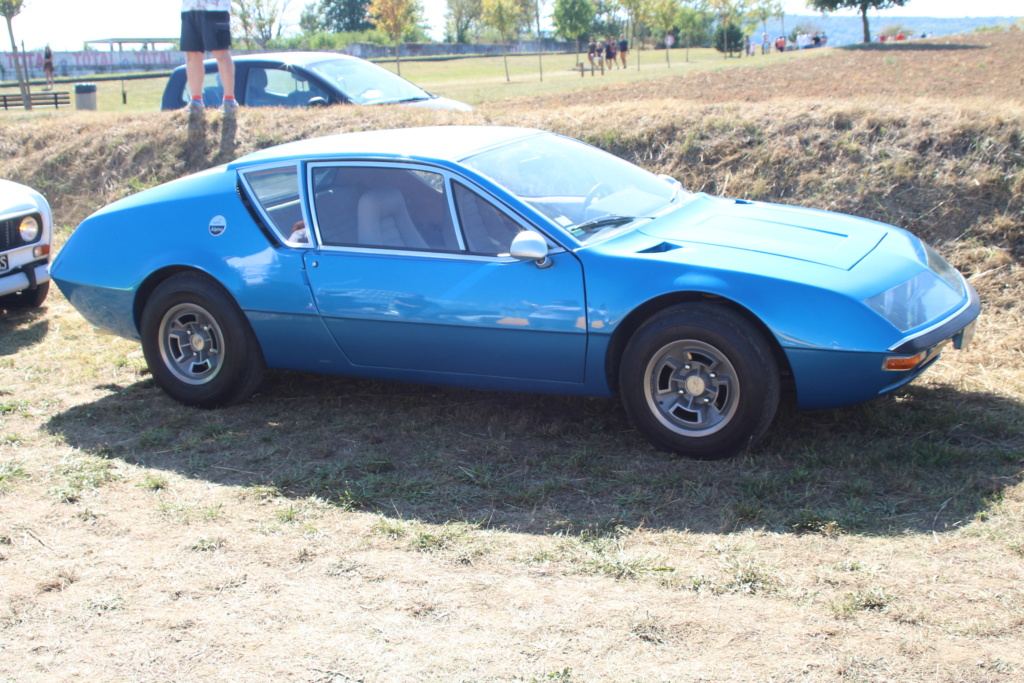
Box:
[50,127,980,459]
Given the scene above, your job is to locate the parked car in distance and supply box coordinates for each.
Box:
[160,51,472,112]
[1,179,52,310]
[50,127,980,460]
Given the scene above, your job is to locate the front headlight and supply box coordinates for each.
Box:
[19,215,40,242]
[922,242,965,296]
[864,270,965,332]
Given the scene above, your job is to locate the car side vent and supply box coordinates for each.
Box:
[638,242,681,254]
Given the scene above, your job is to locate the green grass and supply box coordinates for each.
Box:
[4,46,822,113]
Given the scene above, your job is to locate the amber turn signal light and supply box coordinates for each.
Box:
[883,351,926,371]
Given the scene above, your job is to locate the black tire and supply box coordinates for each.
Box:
[140,273,265,408]
[0,281,49,310]
[619,303,779,460]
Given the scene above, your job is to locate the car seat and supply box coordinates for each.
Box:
[314,184,361,245]
[357,188,428,249]
[245,69,273,107]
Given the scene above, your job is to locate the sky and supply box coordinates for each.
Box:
[5,0,1022,52]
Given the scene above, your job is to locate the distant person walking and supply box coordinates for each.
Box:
[618,35,628,68]
[605,37,616,69]
[180,0,236,114]
[43,45,54,90]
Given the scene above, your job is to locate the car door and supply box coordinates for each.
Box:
[301,162,588,384]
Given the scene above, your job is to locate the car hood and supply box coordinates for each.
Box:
[0,179,46,217]
[636,195,888,270]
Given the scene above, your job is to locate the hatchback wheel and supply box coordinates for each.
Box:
[619,304,779,460]
[141,273,264,408]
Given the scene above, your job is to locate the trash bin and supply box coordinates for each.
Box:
[74,83,97,111]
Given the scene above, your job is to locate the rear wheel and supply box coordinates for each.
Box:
[619,304,779,460]
[140,273,264,408]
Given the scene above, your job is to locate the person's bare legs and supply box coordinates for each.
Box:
[211,49,234,99]
[185,51,206,100]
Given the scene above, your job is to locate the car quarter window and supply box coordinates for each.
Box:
[451,182,525,256]
[241,166,308,245]
[310,166,458,251]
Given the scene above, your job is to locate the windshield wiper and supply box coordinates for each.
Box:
[572,215,637,235]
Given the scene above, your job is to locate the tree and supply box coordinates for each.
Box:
[651,0,680,66]
[482,0,525,82]
[0,0,30,110]
[552,0,594,63]
[593,0,619,35]
[445,0,482,43]
[712,20,743,55]
[233,0,292,50]
[531,0,545,81]
[708,0,751,58]
[301,0,372,33]
[807,0,909,44]
[618,0,651,70]
[751,0,780,44]
[677,3,713,61]
[367,0,420,74]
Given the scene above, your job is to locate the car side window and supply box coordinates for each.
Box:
[241,166,308,245]
[246,67,327,107]
[452,182,524,256]
[311,166,458,251]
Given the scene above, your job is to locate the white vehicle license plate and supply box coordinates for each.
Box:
[0,254,8,273]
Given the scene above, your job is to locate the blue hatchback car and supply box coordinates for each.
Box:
[50,127,980,459]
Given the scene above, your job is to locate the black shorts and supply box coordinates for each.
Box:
[180,10,231,52]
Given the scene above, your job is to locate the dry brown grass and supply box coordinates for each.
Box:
[1,31,1023,682]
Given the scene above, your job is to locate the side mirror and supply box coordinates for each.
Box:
[509,231,552,268]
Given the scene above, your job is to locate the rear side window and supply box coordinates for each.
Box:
[241,166,308,245]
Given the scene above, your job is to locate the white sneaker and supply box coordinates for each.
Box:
[222,98,238,115]
[186,99,205,113]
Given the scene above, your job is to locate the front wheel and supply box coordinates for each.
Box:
[619,304,779,460]
[0,282,49,310]
[140,273,265,408]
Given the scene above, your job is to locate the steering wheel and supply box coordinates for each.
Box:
[581,182,614,216]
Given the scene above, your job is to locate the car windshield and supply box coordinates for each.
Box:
[461,133,687,243]
[307,58,431,105]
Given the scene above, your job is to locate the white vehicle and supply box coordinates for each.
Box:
[0,179,52,309]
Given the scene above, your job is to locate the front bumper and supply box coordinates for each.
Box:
[788,281,982,410]
[0,258,50,298]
